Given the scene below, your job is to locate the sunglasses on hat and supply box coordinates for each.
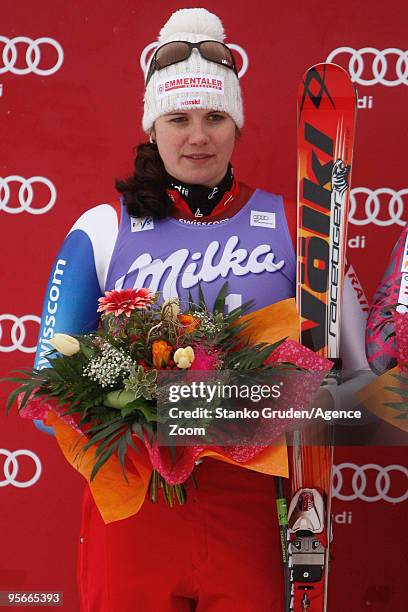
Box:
[145,40,238,86]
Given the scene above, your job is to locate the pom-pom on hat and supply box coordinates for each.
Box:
[142,8,244,133]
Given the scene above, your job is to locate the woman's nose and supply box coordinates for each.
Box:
[187,124,210,146]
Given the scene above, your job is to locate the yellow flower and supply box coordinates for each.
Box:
[152,340,172,369]
[50,333,80,356]
[173,346,195,369]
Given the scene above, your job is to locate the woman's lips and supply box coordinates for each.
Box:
[183,154,214,163]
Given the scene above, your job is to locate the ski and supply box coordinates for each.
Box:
[283,62,357,611]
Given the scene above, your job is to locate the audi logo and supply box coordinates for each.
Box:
[0,314,40,353]
[140,42,249,79]
[0,36,64,76]
[332,463,408,504]
[348,187,408,227]
[327,47,408,87]
[0,176,57,215]
[0,449,42,488]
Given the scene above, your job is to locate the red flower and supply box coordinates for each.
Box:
[97,288,154,317]
[137,359,149,371]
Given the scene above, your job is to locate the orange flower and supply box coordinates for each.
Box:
[152,340,172,369]
[178,314,199,334]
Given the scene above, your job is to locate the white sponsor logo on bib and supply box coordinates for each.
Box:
[250,211,276,229]
[131,217,154,232]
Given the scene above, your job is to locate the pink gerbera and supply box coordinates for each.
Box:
[97,288,154,317]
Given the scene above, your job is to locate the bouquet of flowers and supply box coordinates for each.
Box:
[5,286,286,496]
[4,284,332,521]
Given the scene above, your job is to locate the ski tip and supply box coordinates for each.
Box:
[298,61,357,117]
[301,62,356,88]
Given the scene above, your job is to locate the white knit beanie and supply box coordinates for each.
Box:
[142,8,244,133]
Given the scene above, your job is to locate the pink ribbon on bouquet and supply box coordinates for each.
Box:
[17,391,84,435]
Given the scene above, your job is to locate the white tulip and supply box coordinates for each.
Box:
[50,333,81,356]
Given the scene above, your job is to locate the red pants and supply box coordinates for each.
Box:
[77,458,283,611]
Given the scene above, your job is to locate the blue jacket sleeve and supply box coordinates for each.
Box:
[33,228,104,434]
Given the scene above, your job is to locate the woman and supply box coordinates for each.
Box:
[366,223,408,374]
[33,8,367,610]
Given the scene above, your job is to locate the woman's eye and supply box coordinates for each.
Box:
[208,113,225,122]
[169,116,187,123]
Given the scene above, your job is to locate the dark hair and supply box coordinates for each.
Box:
[115,143,173,219]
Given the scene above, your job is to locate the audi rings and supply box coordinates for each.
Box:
[0,36,64,76]
[140,41,249,79]
[0,176,57,215]
[332,463,408,504]
[0,449,42,488]
[327,47,408,87]
[349,187,408,227]
[0,314,40,353]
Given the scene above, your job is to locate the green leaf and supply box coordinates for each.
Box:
[213,281,229,314]
[117,436,129,482]
[104,389,136,410]
[1,372,32,382]
[146,370,157,383]
[5,385,27,414]
[84,419,124,447]
[121,404,137,418]
[128,426,141,450]
[90,437,122,481]
[93,431,121,458]
[2,368,35,376]
[187,290,195,310]
[225,298,255,320]
[137,403,160,422]
[141,388,153,401]
[391,374,408,385]
[79,341,96,360]
[383,400,408,409]
[384,386,408,398]
[169,443,177,465]
[18,386,37,412]
[143,423,155,447]
[85,415,122,434]
[197,283,206,310]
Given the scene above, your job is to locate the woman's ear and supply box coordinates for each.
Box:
[235,126,241,141]
[149,126,157,144]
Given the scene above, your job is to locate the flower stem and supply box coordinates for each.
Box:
[148,469,194,507]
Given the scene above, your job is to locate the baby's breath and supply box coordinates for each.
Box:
[83,342,133,388]
[194,311,224,336]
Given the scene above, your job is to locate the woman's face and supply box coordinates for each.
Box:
[152,109,237,187]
